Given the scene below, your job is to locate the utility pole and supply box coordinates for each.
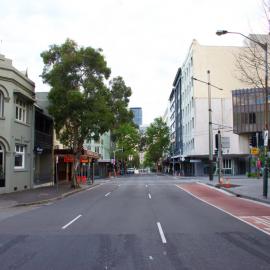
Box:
[217,130,223,183]
[192,73,222,182]
[207,70,214,181]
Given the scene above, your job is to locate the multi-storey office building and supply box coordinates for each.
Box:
[130,107,143,127]
[173,40,250,176]
[168,68,183,174]
[169,88,176,153]
[0,54,35,193]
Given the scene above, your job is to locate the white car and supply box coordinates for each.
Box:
[127,168,135,174]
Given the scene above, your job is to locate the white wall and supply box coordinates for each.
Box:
[193,98,249,156]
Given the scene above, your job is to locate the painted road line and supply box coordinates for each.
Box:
[157,222,167,244]
[62,214,82,229]
[148,193,152,199]
[145,185,148,187]
[176,184,270,236]
[105,192,111,197]
[87,183,103,191]
[240,216,270,231]
[197,182,234,196]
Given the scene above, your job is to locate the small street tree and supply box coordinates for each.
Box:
[144,117,170,172]
[41,39,132,187]
[113,122,140,172]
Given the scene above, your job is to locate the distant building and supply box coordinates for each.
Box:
[84,132,112,178]
[130,107,142,126]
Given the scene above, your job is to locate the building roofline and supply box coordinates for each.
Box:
[173,68,181,87]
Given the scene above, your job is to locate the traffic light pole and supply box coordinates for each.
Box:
[217,130,222,183]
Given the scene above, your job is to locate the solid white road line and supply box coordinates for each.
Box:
[148,193,152,199]
[62,214,82,229]
[157,222,167,244]
[87,183,103,191]
[105,192,111,197]
[197,182,234,196]
[175,184,270,236]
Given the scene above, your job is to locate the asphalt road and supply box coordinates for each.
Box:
[0,174,270,270]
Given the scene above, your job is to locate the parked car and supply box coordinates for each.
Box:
[127,168,135,174]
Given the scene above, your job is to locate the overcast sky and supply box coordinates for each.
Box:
[0,0,267,124]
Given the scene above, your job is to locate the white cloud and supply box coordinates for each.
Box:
[0,0,265,124]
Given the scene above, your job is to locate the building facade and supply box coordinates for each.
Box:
[232,88,267,172]
[34,92,54,185]
[130,107,143,127]
[84,132,112,178]
[0,54,35,193]
[170,40,251,176]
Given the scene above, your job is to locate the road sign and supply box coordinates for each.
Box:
[250,147,260,155]
[264,130,268,146]
[221,137,230,149]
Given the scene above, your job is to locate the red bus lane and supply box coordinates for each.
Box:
[177,183,270,236]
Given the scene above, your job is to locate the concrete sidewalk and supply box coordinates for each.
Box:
[0,181,104,209]
[189,175,270,204]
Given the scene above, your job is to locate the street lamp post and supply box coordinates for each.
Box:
[193,73,223,181]
[216,30,268,197]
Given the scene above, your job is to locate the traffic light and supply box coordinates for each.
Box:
[215,133,218,149]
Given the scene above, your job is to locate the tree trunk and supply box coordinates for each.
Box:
[71,151,80,188]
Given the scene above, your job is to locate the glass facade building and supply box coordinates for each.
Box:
[130,107,142,126]
[232,88,270,134]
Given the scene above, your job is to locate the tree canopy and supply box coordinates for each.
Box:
[40,38,132,185]
[113,123,140,162]
[144,117,170,171]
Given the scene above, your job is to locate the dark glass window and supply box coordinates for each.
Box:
[249,113,256,124]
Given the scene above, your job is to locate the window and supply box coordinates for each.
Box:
[15,144,25,169]
[223,159,232,175]
[0,91,3,117]
[15,98,27,123]
[95,146,100,153]
[249,113,256,124]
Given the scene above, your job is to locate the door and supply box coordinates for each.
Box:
[0,144,5,187]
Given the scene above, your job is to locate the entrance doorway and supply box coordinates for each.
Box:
[0,143,5,187]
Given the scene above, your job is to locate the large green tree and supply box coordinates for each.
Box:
[144,117,170,172]
[113,123,140,171]
[41,39,132,187]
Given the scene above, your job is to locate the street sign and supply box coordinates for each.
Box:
[221,137,230,149]
[264,130,269,146]
[250,147,260,155]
